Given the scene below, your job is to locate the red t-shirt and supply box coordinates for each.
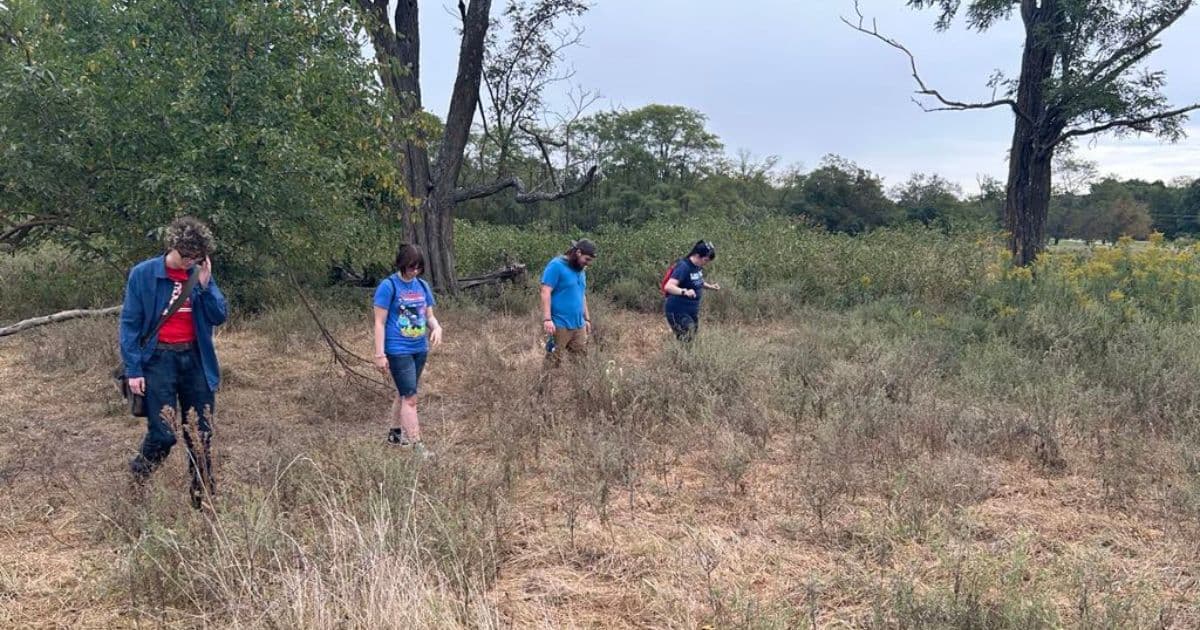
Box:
[157,265,196,344]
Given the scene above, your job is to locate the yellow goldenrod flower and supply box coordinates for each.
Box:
[1008,266,1033,281]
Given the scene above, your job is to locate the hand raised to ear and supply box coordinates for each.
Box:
[198,257,212,288]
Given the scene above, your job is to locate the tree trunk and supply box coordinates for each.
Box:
[361,0,424,242]
[423,0,492,293]
[363,0,592,291]
[418,192,458,293]
[1005,0,1061,266]
[365,0,492,293]
[1004,124,1053,266]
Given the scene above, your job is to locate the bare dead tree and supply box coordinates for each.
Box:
[477,0,588,179]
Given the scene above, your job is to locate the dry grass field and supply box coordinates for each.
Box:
[2,296,1199,628]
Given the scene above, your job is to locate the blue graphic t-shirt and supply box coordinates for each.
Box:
[373,274,436,355]
[664,258,704,316]
[540,255,587,329]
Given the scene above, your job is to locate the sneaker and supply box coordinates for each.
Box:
[387,427,410,446]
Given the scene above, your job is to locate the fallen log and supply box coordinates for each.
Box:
[0,305,121,337]
[458,263,527,290]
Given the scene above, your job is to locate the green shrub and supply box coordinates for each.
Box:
[0,244,123,322]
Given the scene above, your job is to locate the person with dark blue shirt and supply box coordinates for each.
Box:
[663,240,720,341]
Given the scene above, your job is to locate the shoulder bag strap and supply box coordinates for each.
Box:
[139,270,200,347]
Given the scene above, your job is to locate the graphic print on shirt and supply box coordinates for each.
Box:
[394,288,428,339]
[164,279,193,317]
[157,267,196,344]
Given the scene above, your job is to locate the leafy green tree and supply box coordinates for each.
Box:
[1127,180,1184,236]
[1180,179,1200,235]
[1050,178,1160,242]
[788,155,898,234]
[511,104,727,228]
[964,175,1007,229]
[894,173,963,228]
[0,0,397,302]
[579,104,724,188]
[1047,194,1087,243]
[1107,197,1154,242]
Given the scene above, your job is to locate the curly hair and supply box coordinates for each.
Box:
[164,216,214,258]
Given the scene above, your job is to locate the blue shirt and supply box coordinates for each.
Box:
[119,256,228,391]
[540,255,587,329]
[664,257,704,316]
[373,274,436,355]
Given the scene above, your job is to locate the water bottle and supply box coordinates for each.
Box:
[545,334,556,353]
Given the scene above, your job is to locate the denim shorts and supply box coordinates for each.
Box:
[387,352,428,398]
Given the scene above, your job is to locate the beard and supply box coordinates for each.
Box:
[567,254,585,271]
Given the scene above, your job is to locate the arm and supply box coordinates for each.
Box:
[118,269,146,378]
[194,257,227,325]
[664,278,695,298]
[540,284,555,334]
[194,278,228,326]
[426,306,443,347]
[703,281,721,291]
[583,294,592,333]
[373,306,389,371]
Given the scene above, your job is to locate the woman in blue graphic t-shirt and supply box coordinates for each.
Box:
[663,240,721,341]
[373,244,443,457]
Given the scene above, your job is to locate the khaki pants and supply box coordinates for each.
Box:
[547,326,588,366]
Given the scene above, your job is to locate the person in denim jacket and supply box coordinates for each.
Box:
[119,217,227,483]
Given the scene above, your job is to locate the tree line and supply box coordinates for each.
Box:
[457,102,1200,242]
[3,0,1197,297]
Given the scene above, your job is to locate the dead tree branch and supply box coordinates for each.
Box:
[0,217,64,249]
[0,305,121,337]
[289,273,392,395]
[1054,103,1200,148]
[842,0,1032,124]
[453,164,598,203]
[519,122,566,188]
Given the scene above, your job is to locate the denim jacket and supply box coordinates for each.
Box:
[118,255,227,391]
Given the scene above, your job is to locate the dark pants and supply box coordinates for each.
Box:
[665,311,699,341]
[130,347,214,478]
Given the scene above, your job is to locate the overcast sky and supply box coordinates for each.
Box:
[413,0,1200,194]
